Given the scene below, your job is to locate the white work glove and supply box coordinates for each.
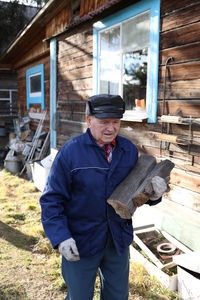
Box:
[150,176,168,200]
[58,238,80,261]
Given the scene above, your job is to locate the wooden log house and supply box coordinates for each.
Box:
[0,0,200,250]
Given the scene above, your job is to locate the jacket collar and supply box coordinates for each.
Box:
[84,128,127,152]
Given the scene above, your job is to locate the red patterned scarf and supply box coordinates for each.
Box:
[103,139,116,163]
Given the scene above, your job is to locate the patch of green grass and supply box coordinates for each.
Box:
[27,204,36,211]
[7,207,14,212]
[129,262,179,299]
[0,283,27,300]
[7,213,26,221]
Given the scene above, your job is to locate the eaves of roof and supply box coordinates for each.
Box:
[0,0,66,65]
[0,0,138,65]
[50,0,130,40]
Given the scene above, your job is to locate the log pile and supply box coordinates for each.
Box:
[107,155,175,219]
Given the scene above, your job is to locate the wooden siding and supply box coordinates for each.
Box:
[57,26,93,145]
[15,40,49,69]
[159,0,200,112]
[153,0,200,211]
[45,1,72,39]
[56,0,200,213]
[157,0,200,168]
[80,0,108,16]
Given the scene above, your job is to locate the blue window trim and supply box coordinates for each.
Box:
[50,38,57,149]
[93,0,160,123]
[26,64,45,110]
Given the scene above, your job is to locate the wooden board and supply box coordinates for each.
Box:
[160,40,200,65]
[158,80,200,100]
[159,62,200,82]
[161,0,200,16]
[161,3,200,32]
[157,100,200,118]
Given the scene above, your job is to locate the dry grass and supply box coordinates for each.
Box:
[0,169,179,300]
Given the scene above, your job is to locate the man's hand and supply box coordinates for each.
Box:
[150,176,168,200]
[58,238,80,261]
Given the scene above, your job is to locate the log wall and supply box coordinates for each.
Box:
[156,0,200,211]
[57,25,93,145]
[57,0,200,213]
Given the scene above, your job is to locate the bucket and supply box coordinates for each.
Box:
[0,127,7,136]
[4,155,22,174]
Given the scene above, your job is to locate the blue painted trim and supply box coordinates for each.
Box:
[93,27,99,94]
[26,64,45,109]
[93,0,160,123]
[50,38,57,149]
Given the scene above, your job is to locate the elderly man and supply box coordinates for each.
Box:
[40,94,165,300]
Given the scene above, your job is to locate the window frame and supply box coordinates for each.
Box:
[26,64,45,110]
[93,0,160,123]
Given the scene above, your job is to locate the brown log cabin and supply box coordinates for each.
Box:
[0,0,200,251]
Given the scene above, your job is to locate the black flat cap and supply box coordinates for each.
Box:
[87,94,125,119]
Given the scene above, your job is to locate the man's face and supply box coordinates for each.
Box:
[86,116,121,145]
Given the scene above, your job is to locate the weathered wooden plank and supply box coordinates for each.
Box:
[167,185,200,212]
[161,3,200,32]
[157,100,200,118]
[160,40,200,65]
[58,90,92,102]
[58,56,93,73]
[120,124,200,148]
[57,65,93,81]
[159,62,200,82]
[14,35,47,67]
[58,80,73,92]
[72,78,93,90]
[58,111,86,122]
[120,129,196,155]
[46,4,71,39]
[58,39,93,59]
[58,78,92,92]
[158,80,200,100]
[107,155,174,219]
[160,23,200,50]
[58,30,93,50]
[161,0,200,16]
[57,100,86,112]
[170,168,200,193]
[58,119,87,136]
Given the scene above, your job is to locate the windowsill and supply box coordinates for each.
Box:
[122,110,148,122]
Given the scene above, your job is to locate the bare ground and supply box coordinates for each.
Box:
[0,166,179,300]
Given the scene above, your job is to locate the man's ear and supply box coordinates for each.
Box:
[86,115,91,128]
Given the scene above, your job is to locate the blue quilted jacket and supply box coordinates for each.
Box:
[40,128,159,257]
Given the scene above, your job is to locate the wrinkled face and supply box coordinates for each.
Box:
[86,116,121,145]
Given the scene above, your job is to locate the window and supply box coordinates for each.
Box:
[26,64,45,109]
[93,0,160,123]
